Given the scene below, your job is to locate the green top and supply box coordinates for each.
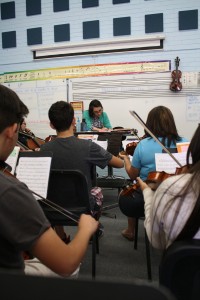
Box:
[83,110,112,130]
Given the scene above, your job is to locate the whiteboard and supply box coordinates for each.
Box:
[4,79,67,139]
[4,72,200,141]
[69,73,200,140]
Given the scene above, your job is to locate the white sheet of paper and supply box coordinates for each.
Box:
[78,134,98,141]
[16,157,51,199]
[155,152,189,173]
[93,140,108,150]
[5,146,20,174]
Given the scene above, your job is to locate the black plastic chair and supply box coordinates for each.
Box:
[39,169,99,279]
[159,239,200,300]
[0,271,176,300]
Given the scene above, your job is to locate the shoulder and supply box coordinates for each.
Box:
[102,112,109,118]
[179,137,189,142]
[83,110,89,117]
[41,140,56,150]
[136,137,153,149]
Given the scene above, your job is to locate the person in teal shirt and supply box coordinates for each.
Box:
[83,99,112,132]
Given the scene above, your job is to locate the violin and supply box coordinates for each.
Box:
[18,131,45,151]
[120,165,189,197]
[170,57,182,92]
[119,129,143,156]
[45,135,56,143]
[125,141,139,155]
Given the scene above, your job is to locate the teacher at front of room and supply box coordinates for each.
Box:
[83,99,112,132]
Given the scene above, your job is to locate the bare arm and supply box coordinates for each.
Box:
[92,126,111,132]
[137,177,149,190]
[118,153,139,180]
[31,214,98,277]
[108,155,124,168]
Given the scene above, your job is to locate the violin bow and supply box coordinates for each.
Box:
[129,110,182,168]
[30,189,79,223]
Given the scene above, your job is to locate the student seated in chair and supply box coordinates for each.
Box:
[137,124,200,249]
[118,106,188,242]
[0,84,99,278]
[40,101,124,241]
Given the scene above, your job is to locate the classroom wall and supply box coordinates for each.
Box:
[0,0,200,73]
[0,0,200,140]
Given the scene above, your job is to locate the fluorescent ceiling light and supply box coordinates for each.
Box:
[32,35,165,60]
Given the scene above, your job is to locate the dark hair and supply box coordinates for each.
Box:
[145,106,181,147]
[48,101,74,132]
[187,124,200,171]
[89,99,103,118]
[0,84,29,133]
[151,124,200,247]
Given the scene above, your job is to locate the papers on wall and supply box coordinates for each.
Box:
[5,146,20,174]
[16,154,52,199]
[155,152,191,174]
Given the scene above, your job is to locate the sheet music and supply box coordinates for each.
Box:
[93,140,108,150]
[155,152,190,173]
[5,146,20,174]
[16,157,51,199]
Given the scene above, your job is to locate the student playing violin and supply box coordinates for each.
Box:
[118,106,188,241]
[0,84,98,277]
[18,118,35,148]
[137,124,200,249]
[40,100,124,241]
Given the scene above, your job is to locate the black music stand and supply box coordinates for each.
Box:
[97,132,127,218]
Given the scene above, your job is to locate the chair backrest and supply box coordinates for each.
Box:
[0,272,176,300]
[159,239,200,300]
[47,168,90,214]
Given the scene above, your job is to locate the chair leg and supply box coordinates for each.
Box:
[134,218,139,250]
[144,229,152,281]
[96,230,99,254]
[92,234,96,279]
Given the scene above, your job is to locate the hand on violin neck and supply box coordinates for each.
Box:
[137,177,149,191]
[25,128,34,136]
[118,152,129,160]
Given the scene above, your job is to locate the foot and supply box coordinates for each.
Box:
[121,229,134,241]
